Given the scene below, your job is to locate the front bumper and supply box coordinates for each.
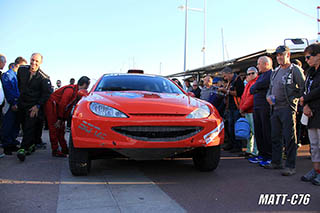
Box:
[71,104,224,149]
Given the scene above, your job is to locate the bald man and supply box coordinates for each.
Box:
[17,53,51,161]
[249,56,273,166]
[0,54,6,71]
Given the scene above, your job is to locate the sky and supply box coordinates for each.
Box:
[1,0,319,87]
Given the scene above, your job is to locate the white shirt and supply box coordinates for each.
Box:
[0,78,4,105]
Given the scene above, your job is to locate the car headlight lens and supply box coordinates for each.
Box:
[90,102,128,118]
[186,105,211,119]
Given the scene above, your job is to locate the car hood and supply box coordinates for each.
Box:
[86,91,208,115]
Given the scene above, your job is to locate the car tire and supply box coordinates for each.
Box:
[192,145,220,172]
[69,134,91,176]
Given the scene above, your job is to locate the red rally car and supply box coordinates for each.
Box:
[69,74,224,176]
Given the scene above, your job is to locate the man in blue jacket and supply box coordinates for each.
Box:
[249,56,273,166]
[1,57,27,155]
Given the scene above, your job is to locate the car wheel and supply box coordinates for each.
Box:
[192,145,220,172]
[69,134,91,176]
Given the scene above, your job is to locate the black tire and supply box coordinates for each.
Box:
[192,145,220,172]
[68,134,91,176]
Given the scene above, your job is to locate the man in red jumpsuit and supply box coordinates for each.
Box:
[45,76,90,157]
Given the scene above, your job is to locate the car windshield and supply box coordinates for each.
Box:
[95,75,183,94]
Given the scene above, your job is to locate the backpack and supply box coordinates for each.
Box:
[234,117,251,140]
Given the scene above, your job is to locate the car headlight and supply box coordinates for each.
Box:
[186,105,210,119]
[90,102,128,118]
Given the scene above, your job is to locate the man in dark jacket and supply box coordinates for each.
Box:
[16,53,51,161]
[249,56,273,166]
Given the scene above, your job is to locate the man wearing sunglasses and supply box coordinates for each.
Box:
[191,80,201,98]
[239,67,258,159]
[299,43,320,186]
[265,45,305,176]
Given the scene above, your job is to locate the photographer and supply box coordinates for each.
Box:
[218,67,244,153]
[208,77,225,116]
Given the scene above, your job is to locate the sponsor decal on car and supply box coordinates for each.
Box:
[203,121,224,144]
[78,120,106,139]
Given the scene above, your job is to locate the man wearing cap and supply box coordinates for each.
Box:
[218,67,244,153]
[265,45,305,176]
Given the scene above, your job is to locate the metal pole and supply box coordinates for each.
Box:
[203,0,206,66]
[183,0,188,72]
[317,6,320,41]
[221,28,225,61]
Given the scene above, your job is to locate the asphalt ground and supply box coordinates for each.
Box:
[0,131,319,213]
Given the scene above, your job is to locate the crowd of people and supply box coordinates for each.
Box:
[176,44,320,186]
[0,43,319,187]
[0,53,90,161]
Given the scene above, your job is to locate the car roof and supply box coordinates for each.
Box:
[102,73,165,78]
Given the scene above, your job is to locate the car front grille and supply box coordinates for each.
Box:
[112,126,203,142]
[129,113,186,117]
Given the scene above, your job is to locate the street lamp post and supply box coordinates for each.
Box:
[183,0,188,72]
[317,6,320,41]
[180,0,206,72]
[202,0,206,66]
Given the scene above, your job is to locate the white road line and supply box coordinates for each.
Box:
[0,179,175,185]
[56,161,186,213]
